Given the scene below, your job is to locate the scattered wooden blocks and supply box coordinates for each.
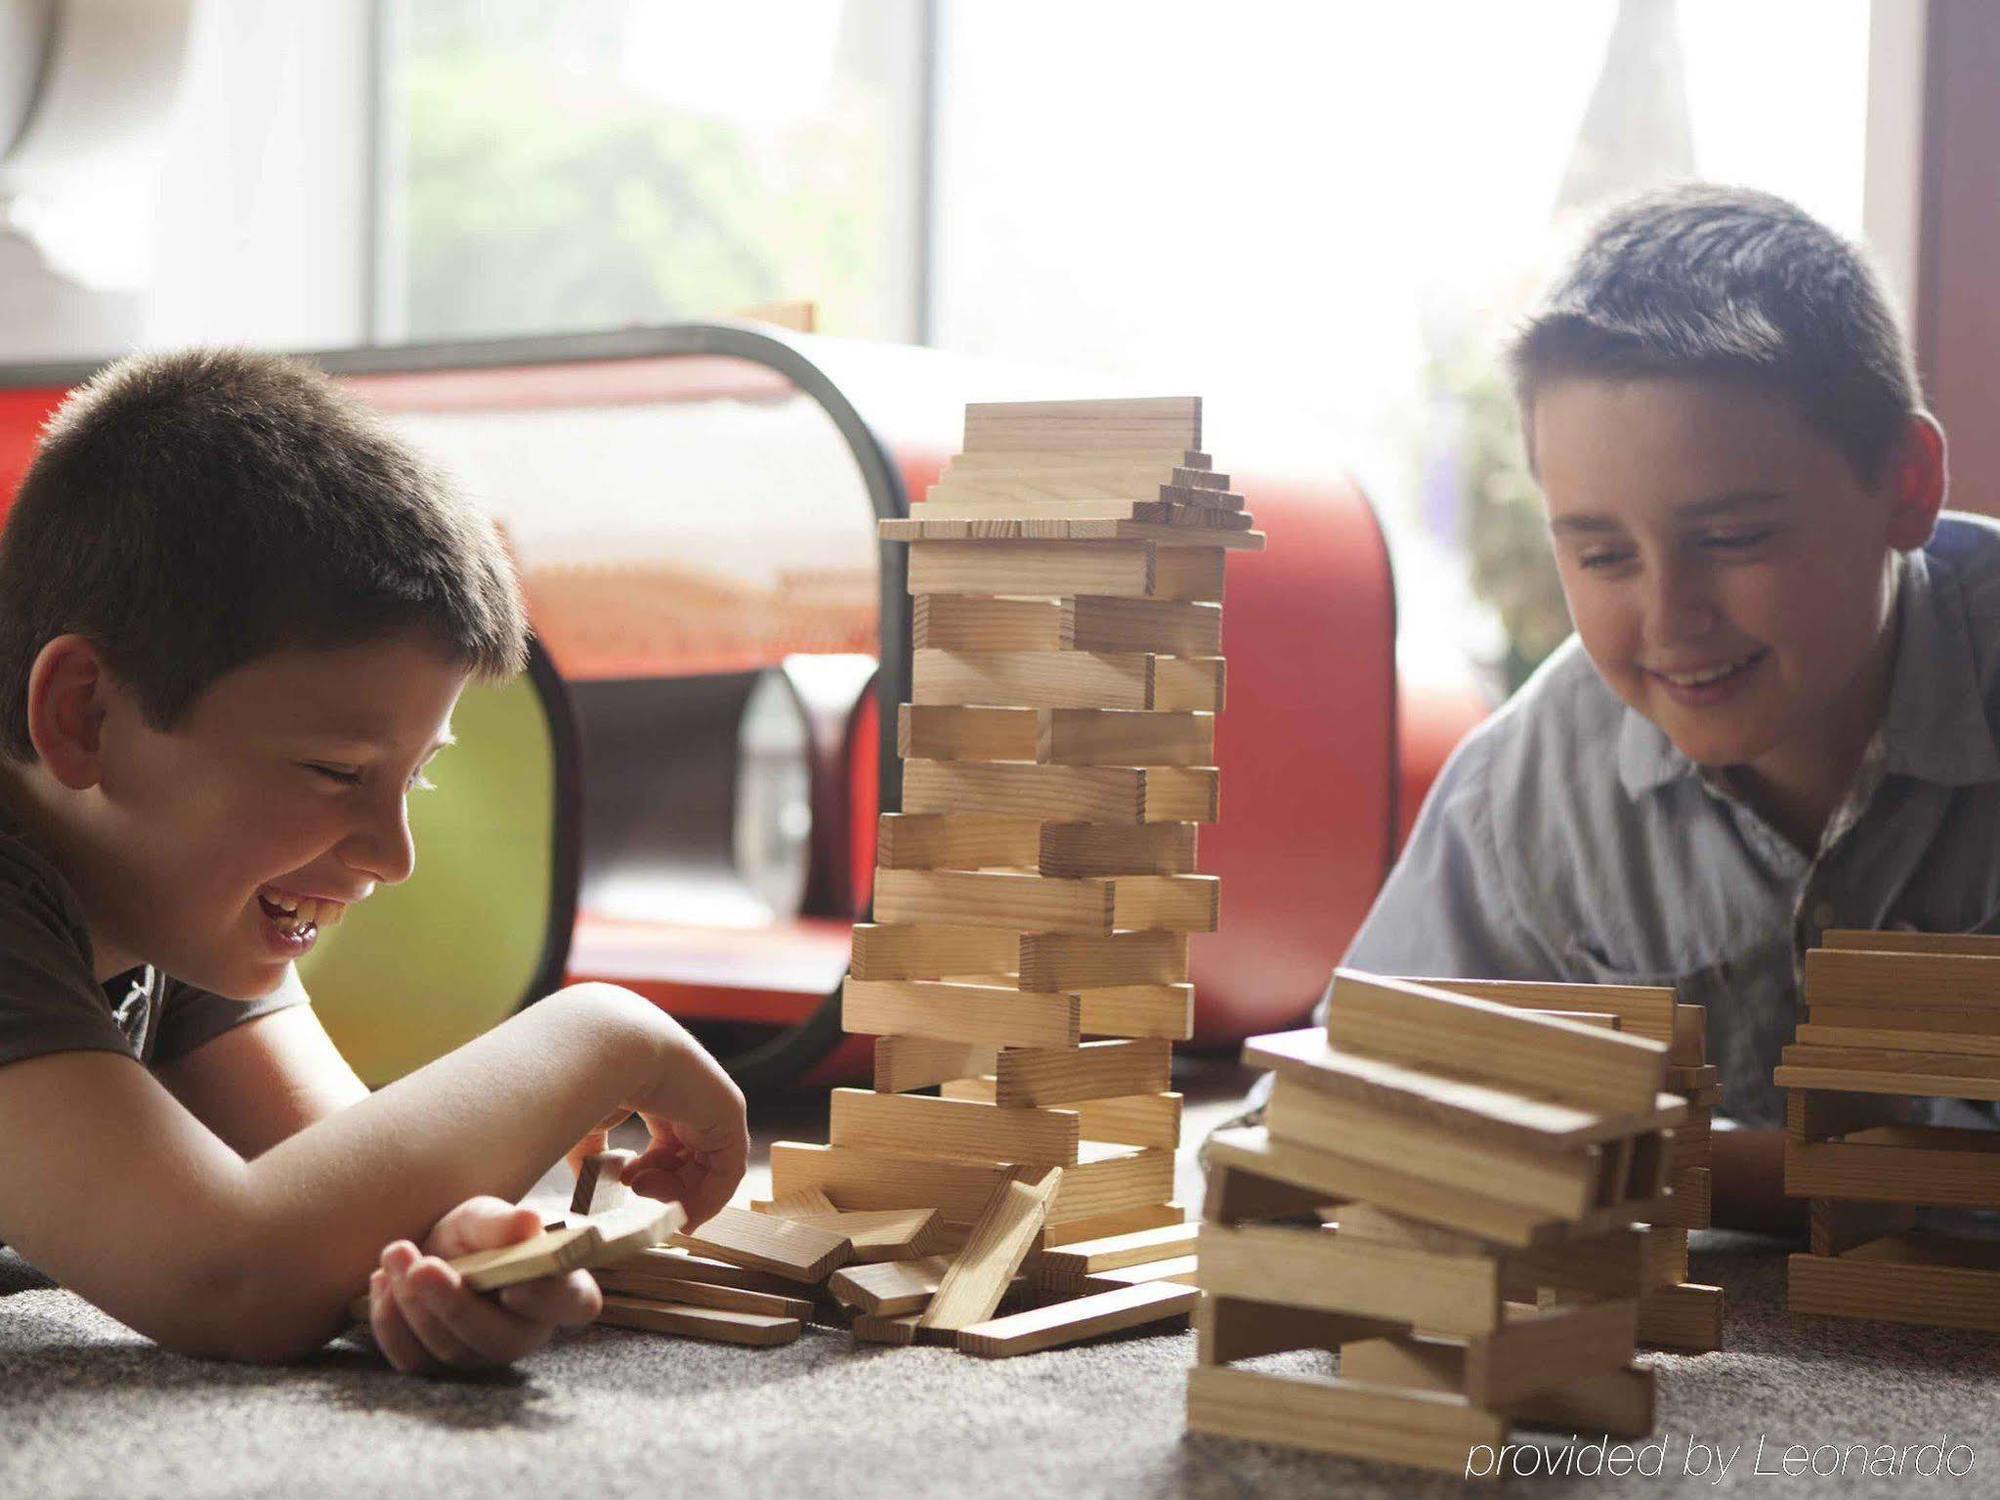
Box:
[671,1205,853,1284]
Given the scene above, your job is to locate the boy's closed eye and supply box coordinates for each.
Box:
[301,763,439,793]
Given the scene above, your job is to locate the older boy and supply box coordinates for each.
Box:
[0,350,747,1372]
[1308,185,1986,1229]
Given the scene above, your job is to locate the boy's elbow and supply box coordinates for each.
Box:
[143,1251,344,1366]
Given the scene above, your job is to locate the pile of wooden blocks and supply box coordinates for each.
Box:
[761,394,1262,1354]
[1779,929,2000,1331]
[1413,977,1724,1352]
[1188,970,1691,1475]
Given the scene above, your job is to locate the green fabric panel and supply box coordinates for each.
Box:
[301,672,556,1087]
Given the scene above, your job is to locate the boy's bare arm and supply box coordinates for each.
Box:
[0,982,741,1362]
[1710,1126,1805,1236]
[153,1005,369,1160]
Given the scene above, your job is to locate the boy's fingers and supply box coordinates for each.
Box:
[390,1260,486,1370]
[497,1270,602,1327]
[427,1200,543,1259]
[370,1274,435,1375]
[416,1270,552,1366]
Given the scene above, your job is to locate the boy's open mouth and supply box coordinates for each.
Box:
[1647,649,1768,690]
[255,886,348,941]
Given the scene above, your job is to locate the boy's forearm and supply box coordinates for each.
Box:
[226,983,672,1359]
[1709,1126,1805,1237]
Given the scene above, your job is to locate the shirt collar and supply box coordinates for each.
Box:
[1616,546,2000,799]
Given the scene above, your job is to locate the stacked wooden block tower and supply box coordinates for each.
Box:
[1189,970,1689,1475]
[767,394,1263,1351]
[1779,929,2000,1331]
[1418,978,1724,1352]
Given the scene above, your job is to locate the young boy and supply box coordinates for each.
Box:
[1295,185,1978,1230]
[0,349,748,1373]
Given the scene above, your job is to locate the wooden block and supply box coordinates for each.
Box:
[996,1038,1172,1106]
[1636,1281,1724,1351]
[913,494,1236,524]
[851,1312,923,1344]
[850,922,1018,981]
[1672,1004,1709,1065]
[613,1247,819,1299]
[761,1187,839,1218]
[1339,1335,1657,1438]
[826,1254,956,1315]
[1076,1254,1200,1289]
[1185,1365,1508,1477]
[1064,595,1223,657]
[1039,1200,1185,1246]
[829,1087,1081,1167]
[842,978,1079,1049]
[1789,1232,2000,1330]
[912,595,1062,651]
[1264,1077,1602,1219]
[1809,1003,2000,1037]
[919,1168,1064,1331]
[1197,1294,1394,1363]
[788,1207,946,1262]
[1200,1158,1337,1225]
[1784,1124,2000,1209]
[924,469,1240,509]
[1640,1227,1690,1288]
[597,1295,802,1347]
[1071,1090,1182,1148]
[876,810,1041,868]
[1243,1027,1685,1150]
[1327,972,1667,1116]
[1650,1167,1711,1229]
[945,447,1210,473]
[1020,930,1188,990]
[962,396,1201,452]
[1824,928,2000,956]
[906,540,1226,601]
[1077,982,1194,1039]
[1809,1198,1916,1256]
[594,1272,815,1321]
[1664,1063,1720,1092]
[1333,1207,1645,1302]
[958,1281,1197,1357]
[769,1141,1169,1227]
[1464,1298,1638,1405]
[903,758,1218,824]
[873,868,1218,935]
[671,1205,853,1283]
[1201,1220,1501,1335]
[898,702,1042,764]
[1032,1221,1199,1282]
[1804,946,2000,1008]
[569,1148,637,1216]
[1775,1044,2000,1100]
[872,1035,1000,1093]
[884,516,1261,551]
[1420,977,1677,1046]
[1785,1087,1912,1140]
[896,705,1214,769]
[1039,822,1199,877]
[1797,1022,2000,1057]
[911,648,1224,714]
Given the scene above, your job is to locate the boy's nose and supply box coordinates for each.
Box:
[1643,560,1721,644]
[337,798,418,886]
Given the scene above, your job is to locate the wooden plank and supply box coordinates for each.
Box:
[1039,822,1199,877]
[1078,982,1194,1039]
[1197,1294,1394,1363]
[1073,1091,1182,1148]
[760,1187,839,1218]
[907,540,1158,599]
[957,1281,1197,1357]
[1038,1200,1183,1246]
[786,1207,945,1262]
[1067,597,1223,655]
[1325,971,1667,1116]
[902,759,1218,824]
[946,447,1210,472]
[882,517,1262,552]
[873,1035,1000,1093]
[1337,1204,1646,1302]
[1775,1044,2000,1100]
[842,978,1079,1049]
[1264,1077,1602,1219]
[1339,1334,1656,1439]
[1463,1298,1638,1405]
[875,811,1040,871]
[897,703,1042,764]
[1421,977,1676,1045]
[851,1311,922,1344]
[1788,1233,2000,1330]
[962,396,1201,452]
[1636,1281,1724,1351]
[913,595,1062,652]
[1200,1220,1501,1335]
[1809,1003,2000,1037]
[1809,1199,1916,1256]
[1785,1087,1911,1140]
[670,1205,852,1283]
[826,1254,956,1315]
[849,922,1017,981]
[1039,708,1214,767]
[770,1141,1169,1227]
[611,1246,816,1299]
[1243,1027,1685,1150]
[1185,1365,1508,1477]
[873,868,1218,936]
[1032,1221,1199,1281]
[1797,1021,2000,1057]
[1784,1125,2000,1209]
[1200,1158,1335,1225]
[828,1086,1081,1166]
[1020,930,1188,989]
[1650,1167,1711,1230]
[1823,928,2000,957]
[913,494,1236,524]
[911,649,1224,713]
[996,1038,1173,1106]
[919,1167,1063,1331]
[597,1295,802,1347]
[1804,946,2000,1008]
[1641,1227,1690,1288]
[926,471,1239,509]
[593,1272,814,1321]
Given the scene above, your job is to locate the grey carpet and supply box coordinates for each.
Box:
[4,1068,1997,1499]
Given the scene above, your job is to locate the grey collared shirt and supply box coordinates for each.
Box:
[1322,512,2000,1128]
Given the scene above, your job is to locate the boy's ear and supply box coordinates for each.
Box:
[1882,410,1948,551]
[26,635,117,791]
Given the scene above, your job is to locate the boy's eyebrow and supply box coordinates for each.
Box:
[1548,490,1789,535]
[293,729,458,756]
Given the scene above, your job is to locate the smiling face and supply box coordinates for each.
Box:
[61,631,470,998]
[1532,375,1940,805]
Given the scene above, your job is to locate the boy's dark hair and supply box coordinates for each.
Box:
[0,348,528,761]
[1508,183,1920,485]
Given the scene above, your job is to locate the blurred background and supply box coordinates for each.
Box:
[1,0,1990,1086]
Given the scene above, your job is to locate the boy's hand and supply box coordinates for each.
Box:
[366,1196,602,1375]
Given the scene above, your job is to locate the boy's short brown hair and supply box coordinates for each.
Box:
[0,348,527,761]
[1508,183,1920,488]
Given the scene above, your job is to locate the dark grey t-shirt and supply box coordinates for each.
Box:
[0,809,310,1077]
